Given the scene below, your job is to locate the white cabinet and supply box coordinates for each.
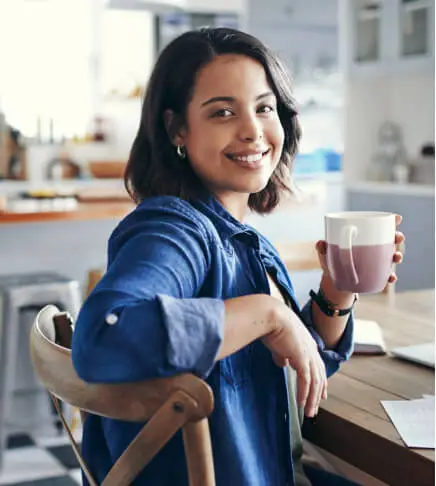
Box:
[339,0,435,78]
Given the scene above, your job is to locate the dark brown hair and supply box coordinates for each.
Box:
[124,27,301,213]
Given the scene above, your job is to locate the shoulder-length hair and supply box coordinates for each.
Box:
[124,27,301,213]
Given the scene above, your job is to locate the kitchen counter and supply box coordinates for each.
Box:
[347,181,435,197]
[0,173,345,298]
[0,172,345,225]
[0,201,134,224]
[0,178,134,224]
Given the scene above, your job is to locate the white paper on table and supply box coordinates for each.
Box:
[381,397,435,449]
[422,394,435,401]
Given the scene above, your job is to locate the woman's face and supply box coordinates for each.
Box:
[176,54,285,212]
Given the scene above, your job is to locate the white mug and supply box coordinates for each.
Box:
[325,211,396,293]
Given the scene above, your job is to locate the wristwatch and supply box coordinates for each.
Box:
[309,288,358,317]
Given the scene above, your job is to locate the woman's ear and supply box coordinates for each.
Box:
[164,109,186,146]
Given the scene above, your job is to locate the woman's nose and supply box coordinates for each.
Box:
[238,115,263,142]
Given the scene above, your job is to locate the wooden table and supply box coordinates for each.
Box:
[303,290,435,486]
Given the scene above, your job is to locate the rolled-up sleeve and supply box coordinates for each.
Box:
[158,294,224,377]
[300,300,354,377]
[72,201,224,384]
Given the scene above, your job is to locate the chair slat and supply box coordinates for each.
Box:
[30,306,213,422]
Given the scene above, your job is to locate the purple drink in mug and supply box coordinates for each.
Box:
[325,212,396,294]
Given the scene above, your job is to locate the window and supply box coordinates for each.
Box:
[400,0,431,57]
[0,0,95,139]
[0,1,156,143]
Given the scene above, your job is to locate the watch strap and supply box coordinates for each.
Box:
[309,289,357,317]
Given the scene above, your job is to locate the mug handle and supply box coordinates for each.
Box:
[339,225,359,286]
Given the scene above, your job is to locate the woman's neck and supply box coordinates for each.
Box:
[213,192,250,223]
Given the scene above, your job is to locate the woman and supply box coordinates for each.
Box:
[72,27,404,485]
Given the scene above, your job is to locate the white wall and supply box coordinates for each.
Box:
[344,73,435,182]
[248,0,338,72]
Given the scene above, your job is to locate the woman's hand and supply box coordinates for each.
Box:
[262,303,327,418]
[315,214,405,285]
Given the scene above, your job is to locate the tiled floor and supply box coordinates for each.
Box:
[0,432,82,486]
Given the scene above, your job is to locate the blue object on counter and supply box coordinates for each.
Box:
[323,149,342,171]
[293,149,342,174]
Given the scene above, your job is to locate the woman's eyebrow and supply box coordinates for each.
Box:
[201,91,274,107]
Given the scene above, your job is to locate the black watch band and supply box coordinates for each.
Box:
[309,289,358,317]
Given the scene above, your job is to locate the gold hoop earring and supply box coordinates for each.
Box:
[176,145,186,159]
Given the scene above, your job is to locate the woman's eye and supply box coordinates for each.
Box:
[258,104,274,113]
[212,108,233,118]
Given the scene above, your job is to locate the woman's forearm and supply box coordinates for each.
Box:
[216,294,280,360]
[311,274,356,349]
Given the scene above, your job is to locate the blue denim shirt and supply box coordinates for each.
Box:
[72,194,354,486]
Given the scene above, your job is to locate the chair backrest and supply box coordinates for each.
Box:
[30,305,215,486]
[275,241,320,272]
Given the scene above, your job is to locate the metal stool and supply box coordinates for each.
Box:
[0,272,81,469]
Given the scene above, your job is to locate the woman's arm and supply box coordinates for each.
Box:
[218,294,278,359]
[72,205,221,383]
[71,203,278,383]
[311,273,355,349]
[72,201,326,415]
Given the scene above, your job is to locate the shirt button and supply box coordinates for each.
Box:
[105,313,118,325]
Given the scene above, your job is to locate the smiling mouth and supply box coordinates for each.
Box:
[225,149,270,162]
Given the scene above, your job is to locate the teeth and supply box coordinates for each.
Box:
[232,152,264,162]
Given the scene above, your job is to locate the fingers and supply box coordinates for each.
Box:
[316,359,328,412]
[316,240,327,255]
[315,241,329,275]
[296,364,311,411]
[395,214,403,226]
[322,381,328,400]
[301,358,327,418]
[390,249,403,283]
[395,231,405,245]
[393,251,403,264]
[272,352,288,367]
[320,357,328,401]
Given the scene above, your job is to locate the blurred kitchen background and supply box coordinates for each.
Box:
[0,0,434,299]
[0,2,434,484]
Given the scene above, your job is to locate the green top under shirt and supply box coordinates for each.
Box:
[286,366,313,486]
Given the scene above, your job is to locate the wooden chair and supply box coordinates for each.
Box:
[85,268,105,298]
[29,305,215,486]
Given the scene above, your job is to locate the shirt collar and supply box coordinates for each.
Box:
[193,194,261,249]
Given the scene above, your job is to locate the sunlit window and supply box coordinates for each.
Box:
[0,0,155,141]
[0,0,94,139]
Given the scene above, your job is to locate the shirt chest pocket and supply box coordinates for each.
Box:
[219,342,258,389]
